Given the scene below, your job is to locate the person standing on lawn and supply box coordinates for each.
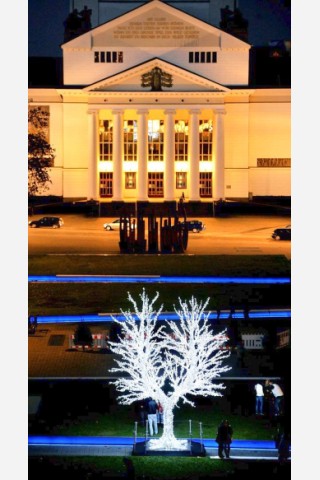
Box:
[157,401,164,427]
[265,380,284,416]
[254,382,264,415]
[216,419,233,459]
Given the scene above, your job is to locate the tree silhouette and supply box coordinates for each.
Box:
[108,290,231,449]
[28,107,55,198]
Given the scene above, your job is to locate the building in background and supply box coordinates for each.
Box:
[28,0,290,212]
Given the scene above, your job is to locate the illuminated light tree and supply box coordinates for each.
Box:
[108,290,231,450]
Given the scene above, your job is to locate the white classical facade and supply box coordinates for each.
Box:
[28,0,291,204]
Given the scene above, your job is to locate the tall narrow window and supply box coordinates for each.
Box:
[148,120,164,161]
[199,172,212,197]
[199,120,213,161]
[99,120,113,161]
[176,172,187,189]
[148,173,164,197]
[100,172,113,197]
[174,120,188,161]
[124,120,138,161]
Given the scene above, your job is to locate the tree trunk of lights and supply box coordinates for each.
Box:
[152,401,185,450]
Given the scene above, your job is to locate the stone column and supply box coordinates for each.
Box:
[214,107,226,200]
[189,109,201,201]
[137,109,149,201]
[112,109,124,201]
[164,109,176,201]
[87,109,98,200]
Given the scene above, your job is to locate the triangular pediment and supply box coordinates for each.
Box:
[83,58,229,93]
[62,0,249,51]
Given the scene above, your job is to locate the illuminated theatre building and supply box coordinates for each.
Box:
[28,0,290,213]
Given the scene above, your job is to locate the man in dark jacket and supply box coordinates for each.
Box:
[216,419,233,459]
[147,398,158,436]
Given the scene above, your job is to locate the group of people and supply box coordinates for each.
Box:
[215,417,290,462]
[254,380,284,417]
[138,398,164,436]
[136,387,286,461]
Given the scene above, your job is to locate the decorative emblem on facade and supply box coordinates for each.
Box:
[141,67,173,91]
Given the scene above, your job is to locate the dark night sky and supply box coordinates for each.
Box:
[28,0,291,57]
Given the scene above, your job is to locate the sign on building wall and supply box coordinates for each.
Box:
[257,158,291,167]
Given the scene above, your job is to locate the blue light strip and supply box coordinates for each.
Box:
[28,435,277,450]
[34,309,290,324]
[28,275,290,284]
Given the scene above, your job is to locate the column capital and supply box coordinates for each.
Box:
[136,109,149,115]
[111,109,124,116]
[213,107,226,115]
[188,109,201,115]
[87,108,98,115]
[164,109,176,115]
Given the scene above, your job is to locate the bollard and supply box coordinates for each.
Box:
[199,422,204,453]
[133,421,138,447]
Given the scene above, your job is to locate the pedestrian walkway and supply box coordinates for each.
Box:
[31,308,291,324]
[28,436,281,460]
[29,274,290,284]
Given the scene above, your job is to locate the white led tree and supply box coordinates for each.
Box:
[108,290,231,450]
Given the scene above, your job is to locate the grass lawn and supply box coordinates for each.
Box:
[28,281,290,315]
[29,455,237,479]
[28,255,290,315]
[29,254,290,277]
[38,404,277,442]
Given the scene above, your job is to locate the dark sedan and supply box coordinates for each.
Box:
[29,216,64,228]
[271,225,291,240]
[180,220,206,233]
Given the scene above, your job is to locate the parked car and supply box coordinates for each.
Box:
[271,224,291,240]
[103,218,136,231]
[28,216,64,228]
[180,220,205,233]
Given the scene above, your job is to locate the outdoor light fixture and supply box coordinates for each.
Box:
[108,291,231,450]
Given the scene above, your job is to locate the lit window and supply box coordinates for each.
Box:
[199,120,213,161]
[174,120,188,161]
[124,120,138,161]
[148,173,164,197]
[199,172,212,197]
[176,172,187,189]
[148,120,164,161]
[100,172,113,197]
[99,120,113,161]
[125,172,136,189]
